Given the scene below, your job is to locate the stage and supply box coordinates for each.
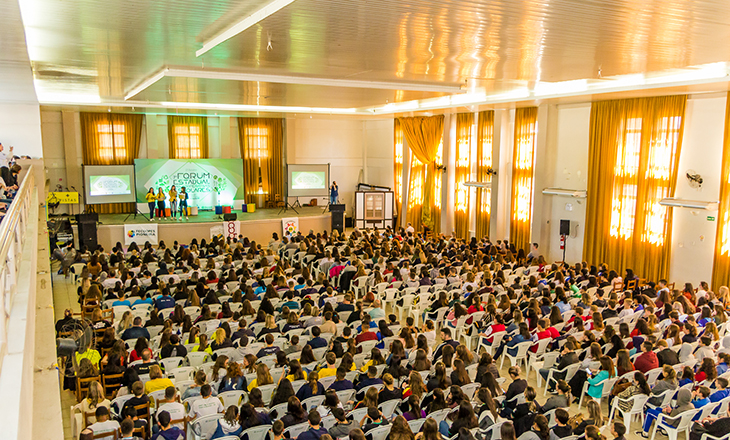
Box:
[75,206,332,250]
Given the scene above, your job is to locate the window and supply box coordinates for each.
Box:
[365,193,384,220]
[455,119,472,213]
[394,121,405,213]
[97,123,126,160]
[408,157,423,209]
[434,138,443,209]
[173,124,203,159]
[245,126,269,159]
[609,118,642,239]
[512,121,537,223]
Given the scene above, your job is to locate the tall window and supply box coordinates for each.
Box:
[434,139,443,209]
[609,118,642,239]
[510,107,538,251]
[246,126,269,190]
[476,110,494,238]
[407,157,424,209]
[455,113,473,238]
[97,123,127,160]
[168,116,208,159]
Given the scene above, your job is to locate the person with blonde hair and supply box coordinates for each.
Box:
[248,363,274,391]
[145,365,174,393]
[74,381,111,429]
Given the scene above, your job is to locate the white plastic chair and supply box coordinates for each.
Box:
[257,384,277,406]
[218,390,246,408]
[543,363,581,396]
[368,425,391,440]
[185,352,210,367]
[302,395,326,411]
[608,393,649,431]
[499,341,533,370]
[160,356,184,372]
[190,413,223,440]
[649,409,699,440]
[284,422,310,439]
[408,418,427,433]
[461,383,480,400]
[477,332,506,357]
[578,376,617,409]
[240,425,271,440]
[378,399,400,417]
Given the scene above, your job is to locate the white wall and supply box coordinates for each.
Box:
[668,95,727,286]
[0,103,43,158]
[285,117,366,214]
[362,119,394,190]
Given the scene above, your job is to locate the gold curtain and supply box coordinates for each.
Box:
[399,115,444,230]
[432,138,443,234]
[80,113,143,214]
[476,111,494,239]
[713,93,730,290]
[238,118,284,204]
[394,119,405,220]
[510,107,538,252]
[406,157,425,231]
[583,95,686,282]
[167,116,209,159]
[455,113,473,239]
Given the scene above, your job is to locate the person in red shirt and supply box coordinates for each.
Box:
[479,315,506,345]
[633,340,659,373]
[355,316,379,346]
[530,319,553,353]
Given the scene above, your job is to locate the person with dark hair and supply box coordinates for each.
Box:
[432,328,459,362]
[187,384,224,421]
[307,326,328,349]
[88,406,120,437]
[329,367,354,391]
[550,409,572,439]
[119,419,139,440]
[211,405,242,439]
[355,366,384,394]
[362,406,390,434]
[517,414,550,440]
[611,421,627,440]
[256,333,281,358]
[297,410,328,440]
[328,407,358,438]
[281,396,308,428]
[151,410,184,440]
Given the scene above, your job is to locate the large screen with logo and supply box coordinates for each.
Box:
[83,165,137,204]
[134,159,245,210]
[288,164,330,197]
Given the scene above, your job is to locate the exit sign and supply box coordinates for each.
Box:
[708,216,716,221]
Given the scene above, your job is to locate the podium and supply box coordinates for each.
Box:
[330,204,345,233]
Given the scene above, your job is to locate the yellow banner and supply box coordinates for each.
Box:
[46,192,79,204]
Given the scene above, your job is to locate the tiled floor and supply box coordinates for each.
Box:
[51,265,648,440]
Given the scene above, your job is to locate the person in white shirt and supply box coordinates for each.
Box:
[187,384,224,420]
[405,223,415,235]
[156,387,186,430]
[0,144,9,169]
[102,269,121,290]
[88,406,120,436]
[618,299,635,318]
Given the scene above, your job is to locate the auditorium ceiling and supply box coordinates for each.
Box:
[13,0,730,114]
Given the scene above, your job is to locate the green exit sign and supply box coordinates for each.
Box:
[708,216,716,221]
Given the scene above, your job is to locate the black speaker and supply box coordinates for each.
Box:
[77,218,98,251]
[75,213,98,223]
[223,213,237,221]
[330,204,345,233]
[560,219,571,236]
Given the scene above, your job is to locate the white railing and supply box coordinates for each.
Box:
[0,165,34,373]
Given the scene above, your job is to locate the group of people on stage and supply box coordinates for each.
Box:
[144,186,189,221]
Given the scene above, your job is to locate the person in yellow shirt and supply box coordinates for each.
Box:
[191,334,213,355]
[168,185,178,220]
[318,352,338,378]
[360,347,386,372]
[156,188,166,220]
[145,188,157,221]
[144,365,174,394]
[286,359,308,382]
[248,364,274,391]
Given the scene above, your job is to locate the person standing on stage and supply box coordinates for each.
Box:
[145,188,157,221]
[156,187,166,220]
[169,185,178,220]
[179,187,189,220]
[330,181,338,205]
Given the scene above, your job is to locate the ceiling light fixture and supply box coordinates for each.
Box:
[196,0,299,57]
[542,188,587,198]
[659,198,719,211]
[160,101,358,114]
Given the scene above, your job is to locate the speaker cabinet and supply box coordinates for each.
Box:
[223,213,237,221]
[330,204,346,233]
[76,215,98,251]
[560,219,571,236]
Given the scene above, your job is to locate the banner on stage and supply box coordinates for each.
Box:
[282,217,299,236]
[134,159,245,210]
[224,221,241,239]
[124,224,158,245]
[210,224,224,238]
[46,191,79,204]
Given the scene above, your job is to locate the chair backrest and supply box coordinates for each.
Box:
[347,407,369,423]
[378,399,400,417]
[258,384,277,405]
[241,425,271,440]
[191,413,223,439]
[219,390,246,407]
[185,352,210,367]
[319,375,337,389]
[160,356,185,372]
[302,395,326,411]
[514,341,533,358]
[480,420,506,440]
[671,409,700,431]
[533,338,552,356]
[368,425,391,440]
[428,408,452,423]
[461,383,480,400]
[335,389,356,404]
[284,422,309,439]
[407,418,426,433]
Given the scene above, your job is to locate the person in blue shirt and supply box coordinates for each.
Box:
[131,294,153,307]
[718,353,730,376]
[121,317,151,340]
[586,357,617,400]
[494,322,531,359]
[555,292,571,314]
[693,386,712,412]
[355,366,383,392]
[307,326,328,349]
[280,292,301,312]
[328,368,354,391]
[329,181,339,205]
[710,377,730,402]
[295,371,325,402]
[297,409,328,440]
[112,293,132,308]
[155,288,175,311]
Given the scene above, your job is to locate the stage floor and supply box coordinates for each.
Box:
[98,206,329,225]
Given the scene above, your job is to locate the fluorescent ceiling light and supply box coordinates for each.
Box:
[161,101,358,114]
[196,0,299,57]
[463,181,492,188]
[124,69,168,100]
[534,79,587,97]
[659,198,719,210]
[542,188,587,198]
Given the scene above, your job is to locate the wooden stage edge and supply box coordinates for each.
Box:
[89,207,332,251]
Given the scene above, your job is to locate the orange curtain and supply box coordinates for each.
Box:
[510,107,538,252]
[476,111,494,239]
[583,96,686,282]
[394,119,405,221]
[399,115,444,230]
[80,113,143,214]
[712,93,730,290]
[167,116,209,159]
[238,118,284,204]
[455,113,473,239]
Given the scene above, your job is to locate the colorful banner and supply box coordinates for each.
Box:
[282,217,299,236]
[224,221,241,239]
[46,191,79,204]
[124,224,158,245]
[134,159,245,210]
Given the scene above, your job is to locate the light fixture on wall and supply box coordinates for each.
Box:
[659,198,719,210]
[542,188,587,198]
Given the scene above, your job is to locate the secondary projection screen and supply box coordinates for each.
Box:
[287,164,330,197]
[83,165,137,204]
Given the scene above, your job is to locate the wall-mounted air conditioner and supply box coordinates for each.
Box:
[658,198,719,210]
